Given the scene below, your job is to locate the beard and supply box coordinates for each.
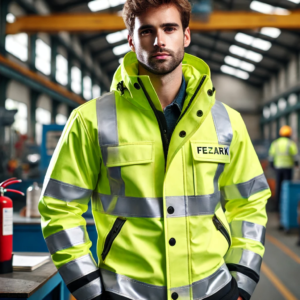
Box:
[136,46,184,75]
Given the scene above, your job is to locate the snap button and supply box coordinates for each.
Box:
[207,89,213,96]
[134,83,140,90]
[197,110,203,117]
[169,238,176,246]
[167,206,174,214]
[179,131,186,138]
[171,292,178,300]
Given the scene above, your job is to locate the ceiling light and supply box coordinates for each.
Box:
[260,27,281,38]
[235,33,254,45]
[250,1,290,15]
[244,50,263,62]
[240,61,255,72]
[225,56,241,67]
[119,58,124,64]
[229,45,246,57]
[288,0,300,3]
[106,29,128,44]
[235,70,249,80]
[88,0,110,12]
[109,0,126,6]
[251,38,272,51]
[221,65,236,76]
[6,13,15,23]
[113,43,131,56]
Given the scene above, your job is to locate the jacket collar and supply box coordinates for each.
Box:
[110,51,214,112]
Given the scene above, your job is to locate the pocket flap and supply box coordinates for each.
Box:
[106,142,153,167]
[191,142,230,164]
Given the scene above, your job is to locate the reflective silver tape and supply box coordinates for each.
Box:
[43,178,92,203]
[230,221,266,245]
[73,277,102,300]
[166,192,220,218]
[99,194,163,218]
[97,93,125,196]
[58,254,99,285]
[45,226,89,254]
[231,271,257,296]
[170,285,190,300]
[214,163,224,192]
[101,268,167,300]
[192,263,232,299]
[221,174,269,200]
[225,248,262,276]
[211,101,233,146]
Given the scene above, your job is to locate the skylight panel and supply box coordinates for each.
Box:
[240,61,255,72]
[221,65,236,76]
[221,65,250,80]
[6,13,15,23]
[260,27,281,38]
[235,33,254,45]
[106,29,128,44]
[250,1,290,15]
[225,56,241,67]
[251,38,272,51]
[235,70,249,80]
[119,58,124,64]
[88,0,110,12]
[229,45,246,57]
[288,0,300,3]
[113,43,131,56]
[244,50,263,62]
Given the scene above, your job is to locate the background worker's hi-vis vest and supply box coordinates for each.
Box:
[269,137,298,169]
[39,52,271,300]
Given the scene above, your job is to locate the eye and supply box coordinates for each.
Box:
[164,27,176,33]
[141,29,152,36]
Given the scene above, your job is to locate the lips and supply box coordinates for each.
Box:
[153,53,170,59]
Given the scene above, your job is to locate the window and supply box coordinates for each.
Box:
[35,39,51,75]
[93,85,101,98]
[56,54,68,86]
[56,114,67,125]
[5,32,28,62]
[36,107,51,145]
[71,66,82,94]
[83,76,92,100]
[5,99,28,134]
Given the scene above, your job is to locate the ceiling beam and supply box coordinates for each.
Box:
[6,11,300,34]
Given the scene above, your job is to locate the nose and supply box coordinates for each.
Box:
[153,31,165,48]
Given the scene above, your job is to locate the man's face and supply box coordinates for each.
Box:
[128,4,191,75]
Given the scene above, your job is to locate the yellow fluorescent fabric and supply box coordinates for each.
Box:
[39,51,271,300]
[269,137,298,168]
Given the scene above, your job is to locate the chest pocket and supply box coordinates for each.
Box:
[105,142,154,197]
[191,141,230,195]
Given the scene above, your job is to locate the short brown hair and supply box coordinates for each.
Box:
[122,0,192,36]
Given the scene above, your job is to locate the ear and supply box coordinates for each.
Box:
[184,27,191,48]
[128,34,136,52]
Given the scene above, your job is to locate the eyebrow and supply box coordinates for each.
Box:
[138,23,180,31]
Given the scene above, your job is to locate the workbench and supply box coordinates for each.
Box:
[0,253,63,300]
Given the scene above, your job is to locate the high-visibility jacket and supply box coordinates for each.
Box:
[269,137,298,168]
[39,52,271,300]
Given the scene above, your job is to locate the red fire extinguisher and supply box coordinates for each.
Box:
[0,177,24,274]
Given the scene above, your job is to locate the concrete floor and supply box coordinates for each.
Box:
[252,213,300,300]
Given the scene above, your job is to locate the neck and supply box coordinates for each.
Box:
[138,63,183,109]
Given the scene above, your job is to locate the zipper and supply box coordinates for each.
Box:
[101,218,126,261]
[175,75,207,125]
[212,214,231,249]
[138,78,169,163]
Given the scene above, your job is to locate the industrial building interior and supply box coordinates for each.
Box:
[0,0,300,299]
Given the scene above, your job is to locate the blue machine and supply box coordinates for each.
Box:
[280,181,300,230]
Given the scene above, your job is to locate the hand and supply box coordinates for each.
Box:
[237,297,243,300]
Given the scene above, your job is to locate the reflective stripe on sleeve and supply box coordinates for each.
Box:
[225,248,262,276]
[221,174,269,200]
[231,271,257,296]
[211,101,233,146]
[45,226,89,254]
[96,93,125,196]
[230,221,266,245]
[58,254,99,285]
[72,277,102,300]
[43,178,92,203]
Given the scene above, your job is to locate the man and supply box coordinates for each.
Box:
[39,1,271,300]
[269,125,298,221]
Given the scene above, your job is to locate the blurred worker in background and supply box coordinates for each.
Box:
[269,125,298,227]
[39,0,271,299]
